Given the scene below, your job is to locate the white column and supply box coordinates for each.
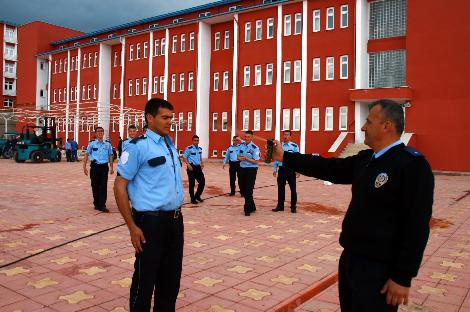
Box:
[119,38,126,137]
[98,44,111,137]
[196,21,211,158]
[65,51,70,141]
[355,0,369,143]
[231,14,239,139]
[275,4,283,141]
[47,55,52,111]
[300,0,308,153]
[164,29,169,100]
[76,49,81,143]
[148,32,154,100]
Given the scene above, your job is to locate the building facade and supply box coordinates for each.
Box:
[15,0,470,171]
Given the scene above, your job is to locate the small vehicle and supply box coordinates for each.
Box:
[14,117,62,163]
[0,132,19,159]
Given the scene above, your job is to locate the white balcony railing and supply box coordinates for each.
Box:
[3,52,17,61]
[3,89,16,96]
[3,71,16,79]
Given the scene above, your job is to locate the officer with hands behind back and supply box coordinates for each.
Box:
[223,136,241,196]
[238,130,260,216]
[183,135,205,204]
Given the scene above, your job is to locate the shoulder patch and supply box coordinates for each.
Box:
[404,146,424,157]
[130,135,147,144]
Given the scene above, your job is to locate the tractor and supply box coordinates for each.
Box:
[14,117,62,163]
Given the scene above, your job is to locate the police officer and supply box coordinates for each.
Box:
[238,130,260,216]
[83,127,114,213]
[223,135,241,196]
[183,135,205,204]
[270,100,434,311]
[122,125,138,152]
[142,124,148,136]
[272,130,300,213]
[114,98,184,312]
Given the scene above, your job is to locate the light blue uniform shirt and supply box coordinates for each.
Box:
[86,140,113,164]
[239,142,260,168]
[373,140,403,159]
[65,141,72,150]
[183,144,202,165]
[117,129,184,212]
[121,138,131,152]
[223,144,240,164]
[273,141,299,172]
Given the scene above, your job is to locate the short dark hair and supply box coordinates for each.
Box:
[144,98,174,124]
[283,130,292,135]
[95,126,104,132]
[232,135,238,140]
[192,135,199,140]
[370,99,404,135]
[143,124,148,130]
[128,125,137,130]
[245,130,253,135]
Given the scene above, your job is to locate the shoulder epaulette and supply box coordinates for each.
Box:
[130,135,146,144]
[250,143,258,148]
[290,142,298,147]
[188,145,194,149]
[89,140,94,142]
[198,147,202,150]
[404,146,423,157]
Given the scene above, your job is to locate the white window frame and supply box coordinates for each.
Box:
[161,38,166,55]
[294,13,302,35]
[172,35,177,53]
[339,106,348,130]
[340,55,348,79]
[294,60,302,82]
[267,18,274,39]
[242,110,249,131]
[325,107,333,131]
[129,44,134,61]
[214,32,220,50]
[178,112,184,130]
[187,112,193,131]
[154,39,160,56]
[224,31,230,49]
[255,20,262,40]
[293,108,300,131]
[189,32,195,50]
[212,112,218,131]
[142,78,147,95]
[179,73,185,92]
[340,5,348,28]
[282,108,290,130]
[266,63,273,85]
[113,84,118,99]
[71,57,75,71]
[245,22,251,42]
[188,72,194,91]
[88,53,92,68]
[312,58,320,81]
[253,109,261,131]
[153,76,158,94]
[114,51,119,66]
[284,14,291,36]
[283,61,291,83]
[135,78,140,96]
[171,74,176,92]
[221,112,228,131]
[213,72,219,91]
[326,57,334,80]
[265,108,272,131]
[171,113,175,131]
[160,76,165,93]
[94,52,98,67]
[180,34,186,52]
[136,43,141,60]
[326,7,334,30]
[311,107,319,131]
[254,65,261,86]
[243,66,250,86]
[223,71,229,90]
[59,59,62,73]
[93,84,97,99]
[144,42,148,58]
[87,85,91,100]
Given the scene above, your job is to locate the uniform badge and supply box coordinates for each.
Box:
[375,173,388,188]
[121,151,129,165]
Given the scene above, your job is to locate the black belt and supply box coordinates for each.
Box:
[229,160,240,163]
[91,160,108,166]
[133,208,181,219]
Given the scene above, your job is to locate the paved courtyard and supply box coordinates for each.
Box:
[0,159,469,311]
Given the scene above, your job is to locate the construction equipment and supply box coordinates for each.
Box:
[14,117,62,163]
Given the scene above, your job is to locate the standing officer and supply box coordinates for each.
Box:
[223,136,241,196]
[114,98,184,312]
[122,125,138,152]
[142,124,148,136]
[272,130,300,213]
[183,135,205,204]
[270,99,434,311]
[83,127,114,213]
[238,130,260,216]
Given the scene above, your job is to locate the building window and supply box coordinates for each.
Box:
[326,57,334,80]
[179,73,185,91]
[82,86,86,99]
[283,61,291,83]
[254,65,261,86]
[59,59,62,73]
[253,109,260,131]
[187,112,193,131]
[369,50,406,88]
[293,108,300,131]
[64,59,68,72]
[178,112,184,130]
[242,110,249,131]
[312,58,320,81]
[153,76,158,94]
[294,60,302,82]
[71,58,75,71]
[294,13,302,35]
[75,56,79,70]
[325,107,333,130]
[161,38,166,55]
[180,34,186,52]
[135,79,140,95]
[137,43,141,59]
[171,74,176,92]
[189,32,195,50]
[3,99,13,108]
[266,63,273,85]
[339,106,348,130]
[144,42,148,58]
[243,66,250,86]
[113,84,117,99]
[212,112,218,131]
[188,72,194,91]
[54,61,57,74]
[58,89,62,102]
[223,71,229,90]
[172,35,177,53]
[114,51,119,66]
[282,109,290,130]
[245,22,251,42]
[129,44,134,61]
[326,7,334,30]
[160,76,165,93]
[265,109,272,131]
[128,80,133,96]
[4,79,13,91]
[222,112,228,131]
[94,52,98,66]
[313,9,321,32]
[340,5,348,28]
[143,78,148,95]
[87,85,91,100]
[4,62,15,74]
[369,0,406,39]
[154,39,160,56]
[88,53,92,67]
[255,20,262,40]
[311,107,319,131]
[93,84,97,99]
[213,72,219,91]
[224,31,230,49]
[214,32,220,50]
[284,15,291,36]
[171,113,175,131]
[53,90,57,102]
[267,18,274,39]
[340,55,348,79]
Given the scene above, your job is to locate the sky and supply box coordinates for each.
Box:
[0,0,216,33]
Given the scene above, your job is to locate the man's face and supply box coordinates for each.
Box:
[283,132,291,143]
[192,138,200,146]
[232,137,239,145]
[95,129,104,140]
[128,128,137,139]
[245,133,253,143]
[361,105,386,149]
[147,108,173,136]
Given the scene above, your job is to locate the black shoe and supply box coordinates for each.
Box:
[94,206,99,210]
[191,200,198,204]
[272,207,284,212]
[244,212,250,216]
[98,207,110,213]
[196,197,204,202]
[291,208,297,213]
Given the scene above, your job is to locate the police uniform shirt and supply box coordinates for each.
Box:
[223,144,239,165]
[117,129,184,212]
[121,138,132,152]
[86,139,113,164]
[239,142,260,168]
[273,141,299,173]
[183,145,202,165]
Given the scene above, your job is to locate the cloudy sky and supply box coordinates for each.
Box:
[0,0,216,33]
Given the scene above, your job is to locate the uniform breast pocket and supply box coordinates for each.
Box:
[190,152,196,155]
[92,148,98,151]
[229,150,233,153]
[148,156,166,167]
